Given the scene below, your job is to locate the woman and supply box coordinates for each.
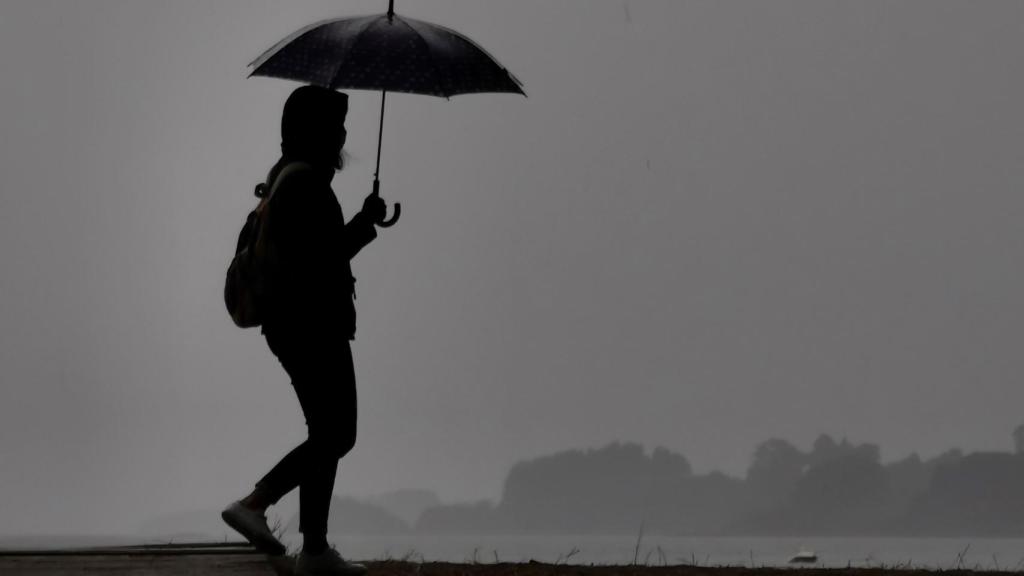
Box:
[222,85,387,576]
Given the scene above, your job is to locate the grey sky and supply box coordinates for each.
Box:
[2,0,1024,536]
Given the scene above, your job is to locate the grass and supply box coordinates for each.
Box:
[4,545,1022,575]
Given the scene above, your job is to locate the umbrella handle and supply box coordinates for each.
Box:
[379,202,401,227]
[372,179,402,228]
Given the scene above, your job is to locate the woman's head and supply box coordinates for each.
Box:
[280,85,349,170]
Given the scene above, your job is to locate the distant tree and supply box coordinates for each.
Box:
[651,445,692,478]
[908,452,1024,535]
[883,453,929,509]
[739,437,889,534]
[746,438,805,507]
[808,434,840,466]
[498,442,654,531]
[787,439,887,533]
[496,442,697,533]
[923,448,963,472]
[663,471,746,535]
[1014,424,1024,455]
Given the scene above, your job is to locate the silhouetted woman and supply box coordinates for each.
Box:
[222,85,386,576]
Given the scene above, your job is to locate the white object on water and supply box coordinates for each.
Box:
[789,550,818,564]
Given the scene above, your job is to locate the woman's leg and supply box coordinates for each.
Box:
[293,342,358,551]
[248,441,313,510]
[257,334,358,552]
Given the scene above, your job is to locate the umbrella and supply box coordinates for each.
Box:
[248,0,525,227]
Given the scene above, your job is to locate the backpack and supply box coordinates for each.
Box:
[224,162,310,328]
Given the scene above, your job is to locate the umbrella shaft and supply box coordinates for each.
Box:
[375,91,386,180]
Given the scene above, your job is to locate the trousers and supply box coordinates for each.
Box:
[255,329,358,538]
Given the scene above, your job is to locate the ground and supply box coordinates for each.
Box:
[0,545,1014,576]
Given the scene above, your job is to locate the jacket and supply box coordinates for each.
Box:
[261,160,377,339]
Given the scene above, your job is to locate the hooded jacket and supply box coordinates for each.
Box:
[261,86,377,339]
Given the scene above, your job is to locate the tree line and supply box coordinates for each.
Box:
[417,430,1024,536]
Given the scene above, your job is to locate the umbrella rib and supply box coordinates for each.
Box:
[396,15,451,98]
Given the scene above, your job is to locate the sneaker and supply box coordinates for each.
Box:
[296,546,367,576]
[221,500,287,556]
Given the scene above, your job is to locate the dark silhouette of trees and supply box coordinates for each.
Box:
[784,437,887,534]
[745,439,805,513]
[413,424,1024,536]
[496,442,692,533]
[906,451,1024,535]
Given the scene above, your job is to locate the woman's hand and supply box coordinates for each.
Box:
[361,190,387,223]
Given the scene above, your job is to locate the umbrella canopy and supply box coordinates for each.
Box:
[249,12,524,98]
[248,5,524,227]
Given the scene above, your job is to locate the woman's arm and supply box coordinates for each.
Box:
[340,208,378,261]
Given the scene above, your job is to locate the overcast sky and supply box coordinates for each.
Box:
[3,0,1024,536]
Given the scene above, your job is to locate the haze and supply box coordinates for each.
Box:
[2,0,1024,537]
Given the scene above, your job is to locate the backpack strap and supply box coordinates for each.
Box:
[251,161,314,255]
[262,159,309,204]
[268,161,313,200]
